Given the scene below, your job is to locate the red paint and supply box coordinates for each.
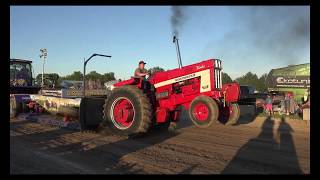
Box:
[156,108,169,123]
[192,103,209,121]
[28,101,36,109]
[112,98,135,128]
[222,83,240,103]
[113,78,141,87]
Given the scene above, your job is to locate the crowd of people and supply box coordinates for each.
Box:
[264,90,310,117]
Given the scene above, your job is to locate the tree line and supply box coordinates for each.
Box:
[35,66,165,88]
[35,71,116,88]
[222,72,268,92]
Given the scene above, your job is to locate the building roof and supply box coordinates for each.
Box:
[269,63,310,76]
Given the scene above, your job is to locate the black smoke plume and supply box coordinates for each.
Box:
[203,6,310,66]
[171,6,188,36]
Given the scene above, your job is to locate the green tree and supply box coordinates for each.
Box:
[63,71,83,81]
[36,73,60,87]
[86,71,100,81]
[102,72,116,82]
[235,71,259,88]
[85,71,116,83]
[149,66,165,73]
[222,72,233,84]
[257,73,268,92]
[235,72,268,92]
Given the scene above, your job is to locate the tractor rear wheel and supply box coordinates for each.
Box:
[103,85,152,136]
[219,103,240,126]
[188,95,219,128]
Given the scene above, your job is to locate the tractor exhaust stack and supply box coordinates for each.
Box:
[173,35,183,68]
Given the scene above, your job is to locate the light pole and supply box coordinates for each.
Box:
[39,48,47,89]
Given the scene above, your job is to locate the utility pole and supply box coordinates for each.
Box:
[39,48,47,89]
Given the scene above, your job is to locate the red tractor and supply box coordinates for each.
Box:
[101,36,240,136]
[103,59,240,135]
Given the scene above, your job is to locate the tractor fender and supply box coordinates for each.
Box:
[222,83,240,103]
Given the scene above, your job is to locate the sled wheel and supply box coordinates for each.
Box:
[10,98,17,118]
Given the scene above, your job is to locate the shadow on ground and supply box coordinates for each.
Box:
[221,116,303,174]
[11,119,180,174]
[234,105,262,125]
[174,107,194,130]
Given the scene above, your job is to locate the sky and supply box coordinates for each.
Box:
[10,6,310,80]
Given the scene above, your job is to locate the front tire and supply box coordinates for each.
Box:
[103,85,152,136]
[188,95,219,128]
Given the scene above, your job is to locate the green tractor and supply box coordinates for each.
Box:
[10,59,41,118]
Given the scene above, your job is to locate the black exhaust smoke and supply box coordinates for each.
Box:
[171,6,188,68]
[203,7,310,66]
[171,6,188,37]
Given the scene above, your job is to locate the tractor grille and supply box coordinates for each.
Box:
[214,59,222,89]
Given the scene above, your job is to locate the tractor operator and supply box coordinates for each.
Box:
[134,60,149,80]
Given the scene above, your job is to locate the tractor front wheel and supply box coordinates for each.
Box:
[188,95,219,128]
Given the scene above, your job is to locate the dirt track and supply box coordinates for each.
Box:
[10,108,310,174]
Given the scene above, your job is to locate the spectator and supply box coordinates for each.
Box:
[301,94,310,109]
[289,94,296,114]
[303,89,309,103]
[265,94,273,116]
[284,93,290,115]
[279,99,285,115]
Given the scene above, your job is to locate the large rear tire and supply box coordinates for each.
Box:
[103,85,152,136]
[188,95,219,128]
